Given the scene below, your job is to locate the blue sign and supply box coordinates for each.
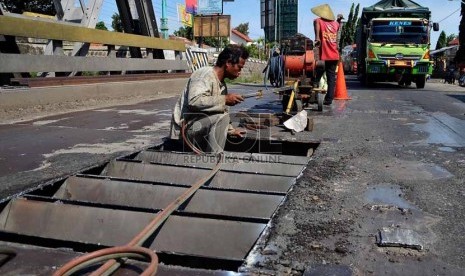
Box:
[389,21,412,26]
[198,0,223,15]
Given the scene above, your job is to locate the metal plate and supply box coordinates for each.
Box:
[55,176,285,219]
[102,160,296,193]
[0,198,267,260]
[135,151,306,177]
[0,242,245,275]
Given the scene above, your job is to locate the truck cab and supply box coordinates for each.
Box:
[364,18,433,88]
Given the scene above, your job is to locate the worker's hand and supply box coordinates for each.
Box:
[228,127,246,138]
[225,93,244,106]
[314,40,321,47]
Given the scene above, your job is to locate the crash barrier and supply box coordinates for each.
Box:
[0,14,188,74]
[185,47,267,78]
[186,47,209,72]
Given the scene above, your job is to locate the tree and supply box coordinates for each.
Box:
[2,0,55,15]
[173,26,193,40]
[111,13,123,32]
[436,31,447,50]
[95,21,108,31]
[202,37,229,48]
[447,34,457,45]
[339,3,360,50]
[235,23,249,36]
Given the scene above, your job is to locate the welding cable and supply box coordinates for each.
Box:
[181,120,204,155]
[54,153,224,276]
[264,47,284,89]
[269,53,284,88]
[53,246,158,276]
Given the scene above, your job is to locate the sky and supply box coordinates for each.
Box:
[98,0,465,47]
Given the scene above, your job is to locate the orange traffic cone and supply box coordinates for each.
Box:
[334,61,351,100]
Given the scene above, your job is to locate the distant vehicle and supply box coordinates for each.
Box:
[342,45,357,75]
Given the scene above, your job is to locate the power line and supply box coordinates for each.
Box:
[438,7,461,23]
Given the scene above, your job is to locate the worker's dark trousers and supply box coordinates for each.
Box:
[315,60,338,103]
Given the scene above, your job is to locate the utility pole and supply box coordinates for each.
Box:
[161,0,168,39]
[274,0,279,44]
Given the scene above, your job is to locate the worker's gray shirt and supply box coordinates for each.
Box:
[170,66,229,139]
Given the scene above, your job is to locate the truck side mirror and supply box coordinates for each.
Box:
[433,23,439,32]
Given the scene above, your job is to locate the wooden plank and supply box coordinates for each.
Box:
[0,53,188,72]
[0,15,186,51]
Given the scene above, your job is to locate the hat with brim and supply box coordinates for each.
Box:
[311,4,335,21]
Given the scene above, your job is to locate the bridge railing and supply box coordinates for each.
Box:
[0,14,189,75]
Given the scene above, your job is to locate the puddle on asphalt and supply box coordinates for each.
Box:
[365,184,418,210]
[412,112,465,147]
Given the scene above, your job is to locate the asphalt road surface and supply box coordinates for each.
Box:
[1,76,465,275]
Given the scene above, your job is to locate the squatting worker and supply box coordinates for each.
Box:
[312,4,343,106]
[170,44,249,153]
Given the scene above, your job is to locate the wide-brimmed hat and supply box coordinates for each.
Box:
[311,4,335,21]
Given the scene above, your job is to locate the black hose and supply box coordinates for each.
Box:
[264,46,285,89]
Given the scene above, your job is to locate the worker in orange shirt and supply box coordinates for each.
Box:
[312,4,343,105]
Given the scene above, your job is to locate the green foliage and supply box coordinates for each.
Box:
[202,37,229,48]
[339,3,360,50]
[234,23,249,36]
[95,21,108,31]
[81,71,98,76]
[111,13,123,32]
[246,44,259,59]
[2,0,55,15]
[436,31,447,50]
[446,34,457,45]
[227,71,263,84]
[173,26,193,40]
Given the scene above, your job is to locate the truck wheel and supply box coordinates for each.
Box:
[416,76,426,89]
[360,73,373,87]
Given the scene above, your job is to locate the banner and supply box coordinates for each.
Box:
[198,0,222,15]
[178,4,193,27]
[186,0,197,15]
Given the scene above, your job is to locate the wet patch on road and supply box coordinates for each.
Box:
[32,118,71,126]
[365,184,418,210]
[95,108,172,116]
[412,112,465,147]
[383,160,454,180]
[42,134,164,158]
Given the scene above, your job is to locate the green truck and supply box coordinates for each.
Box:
[356,0,439,88]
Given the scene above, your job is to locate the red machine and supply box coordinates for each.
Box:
[280,34,326,112]
[281,33,316,80]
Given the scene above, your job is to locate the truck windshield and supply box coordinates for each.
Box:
[370,20,428,44]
